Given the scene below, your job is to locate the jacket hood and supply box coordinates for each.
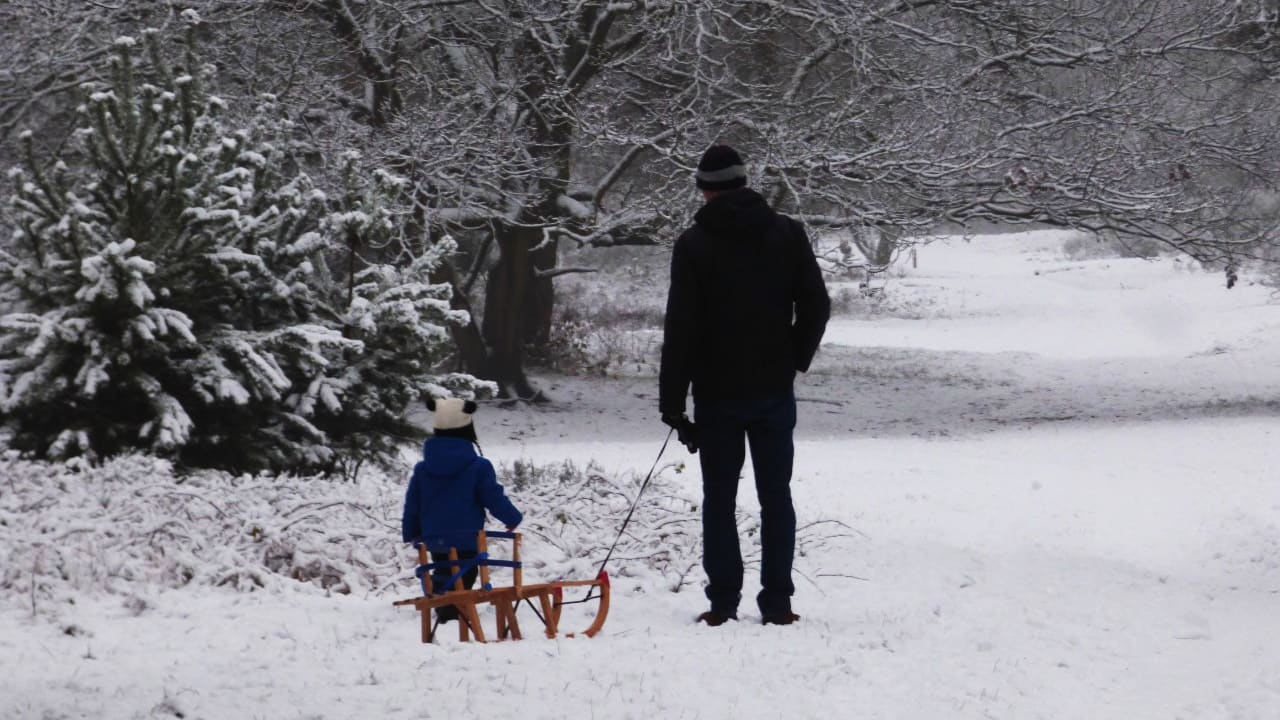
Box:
[420,436,479,475]
[694,188,776,238]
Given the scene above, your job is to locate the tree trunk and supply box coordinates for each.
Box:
[522,136,574,349]
[428,258,489,377]
[482,222,541,399]
[523,240,557,348]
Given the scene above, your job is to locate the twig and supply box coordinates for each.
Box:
[816,572,870,581]
[155,489,227,519]
[534,266,598,279]
[799,518,869,540]
[796,396,845,407]
[30,551,38,618]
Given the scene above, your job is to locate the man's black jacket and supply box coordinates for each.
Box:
[659,188,831,416]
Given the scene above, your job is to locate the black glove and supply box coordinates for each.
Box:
[662,412,698,453]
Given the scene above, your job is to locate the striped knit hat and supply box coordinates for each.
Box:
[695,145,747,191]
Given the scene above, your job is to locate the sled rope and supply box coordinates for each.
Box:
[521,597,545,622]
[575,427,673,602]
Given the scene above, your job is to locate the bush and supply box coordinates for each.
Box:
[0,454,851,609]
[496,458,851,593]
[1060,231,1167,260]
[533,258,666,376]
[826,282,942,320]
[0,454,408,602]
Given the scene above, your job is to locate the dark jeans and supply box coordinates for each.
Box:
[427,545,478,620]
[429,549,479,592]
[430,549,478,621]
[694,391,797,616]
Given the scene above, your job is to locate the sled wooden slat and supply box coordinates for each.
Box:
[512,533,523,588]
[448,547,464,592]
[539,588,559,638]
[477,531,492,591]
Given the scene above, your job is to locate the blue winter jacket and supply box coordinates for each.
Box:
[401,436,523,551]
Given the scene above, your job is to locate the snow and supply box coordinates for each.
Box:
[74,357,110,397]
[822,230,1280,359]
[217,377,251,406]
[558,192,595,219]
[233,340,291,396]
[3,230,1280,718]
[75,239,157,309]
[238,150,267,168]
[329,210,372,230]
[147,391,195,450]
[373,169,410,189]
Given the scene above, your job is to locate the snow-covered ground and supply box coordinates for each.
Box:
[4,230,1280,719]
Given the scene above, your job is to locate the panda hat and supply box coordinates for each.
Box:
[427,397,479,443]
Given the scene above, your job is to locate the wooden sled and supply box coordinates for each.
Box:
[393,530,611,643]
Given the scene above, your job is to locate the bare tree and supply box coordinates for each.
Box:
[6,0,1280,398]
[273,0,703,397]
[668,1,1280,264]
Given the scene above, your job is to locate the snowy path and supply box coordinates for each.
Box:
[486,231,1280,444]
[4,230,1280,719]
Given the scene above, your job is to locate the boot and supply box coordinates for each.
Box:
[696,609,738,627]
[761,611,800,626]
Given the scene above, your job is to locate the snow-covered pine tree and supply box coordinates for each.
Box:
[0,13,487,474]
[299,151,486,479]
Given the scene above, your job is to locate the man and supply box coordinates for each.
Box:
[659,144,830,627]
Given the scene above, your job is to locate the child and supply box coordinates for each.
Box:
[401,397,522,620]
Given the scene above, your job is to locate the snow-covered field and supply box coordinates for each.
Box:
[4,230,1280,719]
